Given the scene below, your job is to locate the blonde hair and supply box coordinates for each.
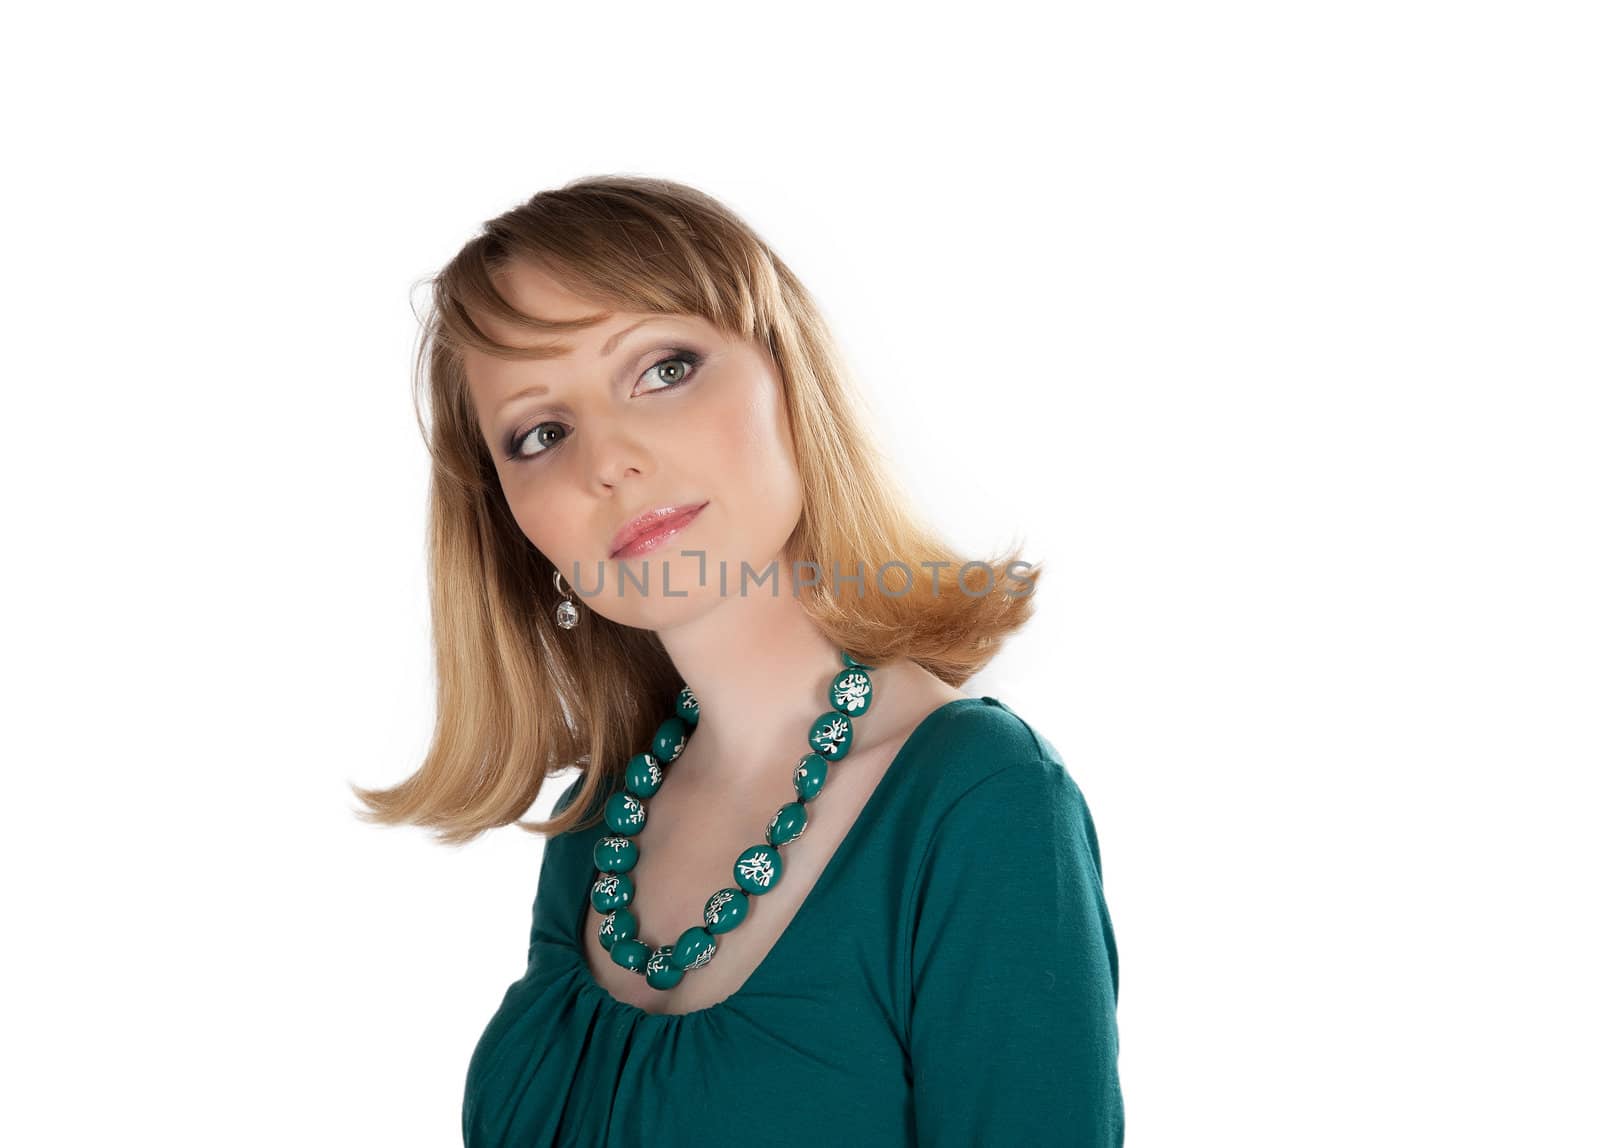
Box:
[350,175,1043,845]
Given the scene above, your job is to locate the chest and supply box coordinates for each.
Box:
[580,739,898,1016]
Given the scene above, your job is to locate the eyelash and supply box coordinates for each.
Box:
[503,348,704,463]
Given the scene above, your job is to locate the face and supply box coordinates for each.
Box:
[460,259,804,630]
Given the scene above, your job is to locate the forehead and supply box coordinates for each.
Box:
[459,260,715,396]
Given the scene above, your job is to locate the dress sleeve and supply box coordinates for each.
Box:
[908,757,1124,1146]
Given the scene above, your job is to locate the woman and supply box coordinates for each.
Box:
[354,175,1124,1146]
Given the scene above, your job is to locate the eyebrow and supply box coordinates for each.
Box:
[601,316,670,357]
[494,316,677,411]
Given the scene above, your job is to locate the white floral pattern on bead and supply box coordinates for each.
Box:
[833,670,871,711]
[706,888,736,925]
[593,874,620,898]
[814,716,850,756]
[686,939,718,970]
[600,911,616,940]
[737,849,777,887]
[620,795,645,827]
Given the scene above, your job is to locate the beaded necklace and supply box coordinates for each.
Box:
[587,649,876,991]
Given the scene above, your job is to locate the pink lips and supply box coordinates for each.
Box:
[609,501,709,559]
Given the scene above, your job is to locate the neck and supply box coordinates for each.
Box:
[655,561,858,785]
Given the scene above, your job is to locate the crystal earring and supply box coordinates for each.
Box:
[553,569,581,630]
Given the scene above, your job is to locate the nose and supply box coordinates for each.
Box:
[582,416,653,494]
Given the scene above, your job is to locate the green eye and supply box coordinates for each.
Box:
[511,422,568,459]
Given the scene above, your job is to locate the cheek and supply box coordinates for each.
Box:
[703,382,797,489]
[500,478,582,564]
[511,507,564,563]
[737,394,805,559]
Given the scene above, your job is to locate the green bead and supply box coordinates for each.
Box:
[675,685,700,726]
[603,791,648,836]
[610,937,651,972]
[599,906,638,952]
[841,650,876,671]
[646,945,686,989]
[766,800,809,846]
[652,716,688,763]
[830,667,873,716]
[734,844,784,895]
[808,710,854,759]
[590,870,634,913]
[593,834,638,873]
[703,887,749,935]
[792,752,829,802]
[670,925,719,971]
[624,752,664,798]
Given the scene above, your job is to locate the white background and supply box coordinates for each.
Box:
[4,2,1596,1144]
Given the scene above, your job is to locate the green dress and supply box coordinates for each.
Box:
[463,695,1124,1146]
